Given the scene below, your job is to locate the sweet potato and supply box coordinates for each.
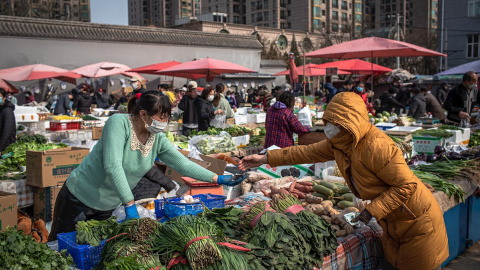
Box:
[305,194,323,204]
[291,190,306,199]
[295,183,314,193]
[260,189,270,198]
[297,181,314,186]
[270,186,289,196]
[343,207,360,213]
[325,206,340,216]
[289,179,298,193]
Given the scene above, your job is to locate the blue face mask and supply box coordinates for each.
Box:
[410,93,414,97]
[0,97,3,103]
[357,87,363,92]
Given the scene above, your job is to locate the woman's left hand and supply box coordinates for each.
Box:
[213,175,247,186]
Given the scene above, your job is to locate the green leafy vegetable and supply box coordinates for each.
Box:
[76,216,118,247]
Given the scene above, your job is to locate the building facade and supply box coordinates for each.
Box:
[129,0,201,27]
[438,0,480,70]
[0,0,90,22]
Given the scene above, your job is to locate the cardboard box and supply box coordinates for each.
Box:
[163,150,227,185]
[92,126,103,140]
[0,191,17,231]
[26,147,90,188]
[33,185,62,223]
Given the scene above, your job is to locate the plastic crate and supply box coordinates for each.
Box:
[50,121,81,131]
[182,177,220,187]
[157,193,226,218]
[57,231,105,270]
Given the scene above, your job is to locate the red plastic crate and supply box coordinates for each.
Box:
[50,122,80,131]
[181,177,223,196]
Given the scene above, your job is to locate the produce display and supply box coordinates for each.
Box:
[389,135,412,157]
[470,130,480,147]
[202,207,244,239]
[413,170,466,202]
[193,133,237,155]
[0,227,71,269]
[412,129,454,138]
[76,216,118,247]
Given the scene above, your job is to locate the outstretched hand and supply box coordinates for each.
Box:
[239,154,268,171]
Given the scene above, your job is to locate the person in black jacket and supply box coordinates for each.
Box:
[72,83,93,115]
[53,90,74,115]
[0,88,16,155]
[196,87,222,131]
[95,88,111,109]
[436,82,450,106]
[444,71,480,124]
[408,87,427,119]
[420,88,446,122]
[379,87,405,114]
[336,79,354,93]
[130,77,147,95]
[178,81,199,136]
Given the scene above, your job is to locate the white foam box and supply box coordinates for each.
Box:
[314,161,337,178]
[235,107,248,115]
[234,115,247,125]
[246,114,256,123]
[232,135,250,148]
[445,128,470,145]
[223,184,242,200]
[256,113,266,123]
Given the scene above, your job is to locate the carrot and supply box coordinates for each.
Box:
[216,154,239,165]
[292,193,299,198]
[289,179,298,193]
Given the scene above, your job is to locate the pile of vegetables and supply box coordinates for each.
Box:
[413,170,466,202]
[190,126,251,138]
[0,227,71,269]
[202,207,244,239]
[194,134,237,155]
[470,130,480,147]
[412,129,454,138]
[389,135,412,157]
[76,216,118,247]
[82,115,100,121]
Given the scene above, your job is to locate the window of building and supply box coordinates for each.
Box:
[264,0,269,8]
[314,19,321,30]
[264,11,269,21]
[323,0,326,4]
[252,13,256,22]
[251,2,256,11]
[332,0,338,8]
[288,10,291,16]
[314,7,321,17]
[380,6,384,12]
[81,4,88,11]
[195,10,200,15]
[81,12,88,19]
[257,12,263,21]
[355,25,362,34]
[386,5,390,12]
[355,3,362,12]
[233,16,240,23]
[322,21,326,27]
[280,10,286,19]
[322,10,326,15]
[332,11,338,20]
[257,0,262,9]
[314,0,321,5]
[234,5,240,13]
[265,23,269,27]
[195,3,200,9]
[277,35,288,50]
[287,22,291,28]
[280,0,286,8]
[467,34,480,57]
[332,23,339,31]
[341,12,347,21]
[341,1,347,10]
[355,14,361,22]
[392,4,396,11]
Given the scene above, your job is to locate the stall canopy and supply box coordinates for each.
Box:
[305,37,446,59]
[313,59,392,74]
[0,78,19,93]
[0,64,81,84]
[435,59,480,76]
[156,57,256,82]
[72,61,142,78]
[127,61,182,74]
[273,64,351,77]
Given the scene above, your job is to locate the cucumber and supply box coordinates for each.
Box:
[338,193,355,202]
[339,186,351,195]
[312,193,330,200]
[337,200,354,209]
[318,180,339,192]
[313,184,334,197]
[334,191,341,197]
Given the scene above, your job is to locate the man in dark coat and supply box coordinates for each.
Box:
[420,88,446,122]
[336,79,354,93]
[396,83,415,111]
[0,88,16,155]
[379,87,405,114]
[72,83,93,115]
[444,71,480,124]
[130,77,147,95]
[178,81,199,136]
[53,90,74,115]
[95,88,111,109]
[436,82,450,106]
[408,87,427,119]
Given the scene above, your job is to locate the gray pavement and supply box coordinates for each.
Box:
[444,241,480,270]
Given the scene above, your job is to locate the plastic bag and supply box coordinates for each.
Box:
[112,204,156,222]
[297,107,312,127]
[322,166,345,183]
[60,138,82,147]
[189,131,236,155]
[210,114,227,128]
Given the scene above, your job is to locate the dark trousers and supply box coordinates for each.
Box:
[182,126,197,136]
[48,184,114,241]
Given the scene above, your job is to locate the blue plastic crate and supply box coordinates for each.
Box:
[57,231,106,270]
[155,193,226,218]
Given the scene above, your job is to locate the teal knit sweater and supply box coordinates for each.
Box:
[66,114,215,211]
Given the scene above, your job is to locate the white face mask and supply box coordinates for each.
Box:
[207,95,214,102]
[392,94,397,97]
[325,122,341,140]
[468,83,477,91]
[132,82,139,89]
[143,115,167,134]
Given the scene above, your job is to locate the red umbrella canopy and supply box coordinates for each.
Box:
[156,57,256,81]
[0,79,19,93]
[273,64,351,76]
[72,61,142,78]
[0,64,81,82]
[314,59,392,74]
[127,61,182,74]
[305,37,446,58]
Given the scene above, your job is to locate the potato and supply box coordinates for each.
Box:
[342,207,360,213]
[321,200,334,208]
[331,224,341,232]
[335,230,347,237]
[305,204,324,215]
[321,215,332,224]
[343,223,355,235]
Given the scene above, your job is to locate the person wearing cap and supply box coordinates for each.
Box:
[379,87,405,114]
[436,82,450,106]
[444,71,480,124]
[407,87,427,119]
[337,79,354,93]
[420,87,446,122]
[130,77,147,95]
[178,81,200,136]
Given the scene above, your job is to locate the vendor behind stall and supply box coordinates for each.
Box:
[240,92,448,270]
[0,88,16,156]
[444,71,479,124]
[48,91,245,241]
[264,91,310,149]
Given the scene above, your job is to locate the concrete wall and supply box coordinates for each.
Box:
[0,35,261,94]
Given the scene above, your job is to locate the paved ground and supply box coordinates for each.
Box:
[444,242,480,270]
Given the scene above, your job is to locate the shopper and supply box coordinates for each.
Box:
[158,84,175,105]
[444,71,480,124]
[353,82,368,103]
[6,92,17,105]
[420,88,446,122]
[396,83,414,110]
[213,83,234,118]
[407,87,427,119]
[436,82,450,106]
[72,83,93,115]
[196,87,223,131]
[25,91,35,104]
[130,76,147,95]
[48,91,246,241]
[95,88,111,109]
[226,90,237,109]
[178,81,200,136]
[264,91,310,149]
[54,90,74,115]
[379,87,405,114]
[336,79,354,93]
[324,76,337,103]
[0,88,16,155]
[240,92,448,270]
[234,90,245,105]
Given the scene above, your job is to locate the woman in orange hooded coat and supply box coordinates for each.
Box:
[240,92,448,269]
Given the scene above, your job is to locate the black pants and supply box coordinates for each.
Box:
[182,126,197,136]
[48,184,114,241]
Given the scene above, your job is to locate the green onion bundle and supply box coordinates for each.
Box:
[170,245,250,270]
[412,129,454,138]
[413,170,466,202]
[414,159,478,179]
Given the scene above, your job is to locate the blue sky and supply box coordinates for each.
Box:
[91,0,128,25]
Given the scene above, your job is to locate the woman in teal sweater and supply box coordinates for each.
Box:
[49,91,244,240]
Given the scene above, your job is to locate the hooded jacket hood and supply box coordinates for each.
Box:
[273,101,288,109]
[323,92,371,147]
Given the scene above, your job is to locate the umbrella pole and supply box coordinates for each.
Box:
[303,49,306,105]
[371,51,374,92]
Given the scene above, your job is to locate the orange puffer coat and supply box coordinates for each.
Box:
[268,92,448,269]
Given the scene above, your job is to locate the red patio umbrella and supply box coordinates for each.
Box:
[156,57,256,82]
[127,61,182,74]
[314,59,392,75]
[0,64,81,84]
[273,64,351,76]
[0,79,19,93]
[72,61,142,78]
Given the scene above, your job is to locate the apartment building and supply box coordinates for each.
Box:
[129,0,201,27]
[0,0,90,22]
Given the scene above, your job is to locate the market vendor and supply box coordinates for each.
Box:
[240,92,448,270]
[48,91,245,241]
[444,71,479,124]
[0,88,16,155]
[264,91,310,149]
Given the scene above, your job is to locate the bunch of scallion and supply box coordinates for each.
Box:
[414,159,478,179]
[413,170,466,202]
